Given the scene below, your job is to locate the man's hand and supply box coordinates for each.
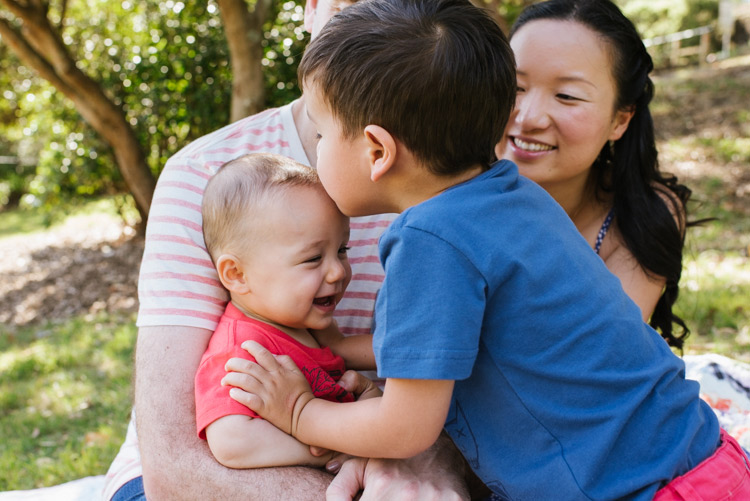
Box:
[327,435,470,501]
[223,341,315,436]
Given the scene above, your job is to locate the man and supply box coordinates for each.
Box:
[102,1,468,499]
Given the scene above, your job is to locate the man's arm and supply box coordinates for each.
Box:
[205,414,332,469]
[135,326,333,500]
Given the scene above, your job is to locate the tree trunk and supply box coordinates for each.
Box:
[217,0,272,123]
[0,0,156,225]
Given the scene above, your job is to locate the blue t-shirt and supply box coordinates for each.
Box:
[373,161,719,500]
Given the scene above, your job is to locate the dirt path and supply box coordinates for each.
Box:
[0,212,143,331]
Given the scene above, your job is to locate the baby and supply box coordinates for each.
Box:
[195,153,374,468]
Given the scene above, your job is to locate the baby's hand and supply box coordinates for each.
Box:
[222,341,314,436]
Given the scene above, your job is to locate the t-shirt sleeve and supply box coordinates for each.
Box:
[194,338,262,439]
[136,155,228,331]
[373,226,486,381]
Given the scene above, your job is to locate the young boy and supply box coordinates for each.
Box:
[195,153,376,469]
[225,0,750,499]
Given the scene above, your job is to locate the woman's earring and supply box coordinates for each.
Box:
[608,139,615,157]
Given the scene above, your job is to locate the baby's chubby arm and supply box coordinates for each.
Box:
[205,414,333,469]
[311,322,375,370]
[224,341,454,459]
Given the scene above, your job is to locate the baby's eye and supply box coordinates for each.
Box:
[305,255,322,263]
[315,132,322,140]
[557,93,579,101]
[338,245,351,255]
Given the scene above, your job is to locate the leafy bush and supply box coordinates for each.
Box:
[0,0,307,213]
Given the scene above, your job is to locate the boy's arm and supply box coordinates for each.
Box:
[205,414,332,469]
[311,323,375,370]
[224,341,454,459]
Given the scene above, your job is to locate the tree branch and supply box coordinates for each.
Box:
[0,0,157,220]
[59,0,68,31]
[0,17,74,96]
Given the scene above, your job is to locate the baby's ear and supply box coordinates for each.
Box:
[216,254,251,294]
[364,124,397,182]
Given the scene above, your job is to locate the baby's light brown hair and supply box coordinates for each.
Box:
[202,153,321,262]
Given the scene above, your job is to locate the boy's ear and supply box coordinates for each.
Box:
[215,254,251,294]
[364,124,397,182]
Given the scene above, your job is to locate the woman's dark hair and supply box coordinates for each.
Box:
[512,0,694,350]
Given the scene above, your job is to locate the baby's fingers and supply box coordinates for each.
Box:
[227,386,264,413]
[240,341,280,371]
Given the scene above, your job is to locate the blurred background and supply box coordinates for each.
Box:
[0,0,748,491]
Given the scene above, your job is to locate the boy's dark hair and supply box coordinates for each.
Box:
[299,0,515,176]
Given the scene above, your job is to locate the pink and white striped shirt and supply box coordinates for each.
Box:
[102,101,395,499]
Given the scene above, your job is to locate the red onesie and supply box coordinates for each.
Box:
[195,302,354,439]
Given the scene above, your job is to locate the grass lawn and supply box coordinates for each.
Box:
[0,313,135,490]
[0,199,138,491]
[0,59,749,491]
[652,57,750,361]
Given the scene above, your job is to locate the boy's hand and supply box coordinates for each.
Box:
[223,341,314,436]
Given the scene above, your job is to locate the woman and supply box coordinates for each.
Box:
[498,0,692,349]
[494,0,750,472]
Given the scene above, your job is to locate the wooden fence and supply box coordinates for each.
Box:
[643,26,713,68]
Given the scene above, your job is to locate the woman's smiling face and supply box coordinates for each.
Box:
[498,19,632,194]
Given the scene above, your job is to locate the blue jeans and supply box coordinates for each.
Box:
[111,476,146,501]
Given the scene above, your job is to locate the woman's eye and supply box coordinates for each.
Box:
[557,93,579,101]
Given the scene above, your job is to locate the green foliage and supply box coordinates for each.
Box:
[0,0,307,213]
[619,0,719,38]
[618,0,720,68]
[0,196,138,236]
[263,1,307,107]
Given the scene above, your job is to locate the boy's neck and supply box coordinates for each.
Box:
[230,299,320,349]
[389,162,486,213]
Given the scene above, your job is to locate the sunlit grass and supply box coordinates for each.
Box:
[0,312,136,490]
[678,248,750,361]
[0,195,138,239]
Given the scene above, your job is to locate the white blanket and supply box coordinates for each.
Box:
[0,476,104,501]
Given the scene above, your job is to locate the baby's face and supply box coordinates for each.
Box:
[234,184,351,330]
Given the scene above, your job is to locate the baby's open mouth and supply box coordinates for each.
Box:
[313,296,335,307]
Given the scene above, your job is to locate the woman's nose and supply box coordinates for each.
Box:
[514,92,551,131]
